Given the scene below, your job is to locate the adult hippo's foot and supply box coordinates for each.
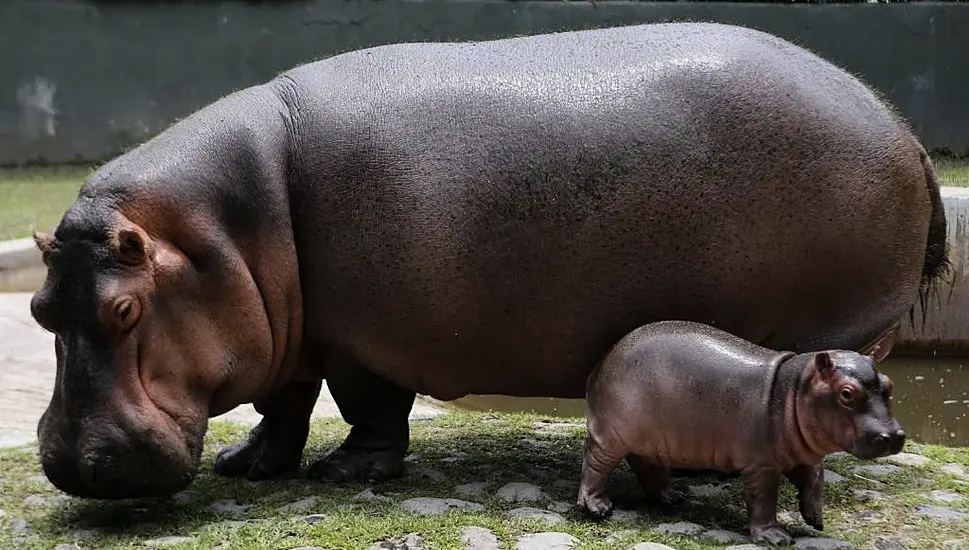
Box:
[214,379,322,480]
[214,418,308,480]
[308,439,405,483]
[307,352,415,485]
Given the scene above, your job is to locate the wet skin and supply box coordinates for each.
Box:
[578,321,906,547]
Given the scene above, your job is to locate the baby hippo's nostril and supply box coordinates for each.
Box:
[874,432,891,447]
[891,429,907,452]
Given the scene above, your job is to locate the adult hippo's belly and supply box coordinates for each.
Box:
[28,22,947,499]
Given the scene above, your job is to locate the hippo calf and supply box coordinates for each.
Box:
[578,321,904,546]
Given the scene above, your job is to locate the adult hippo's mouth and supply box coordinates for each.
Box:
[36,386,206,499]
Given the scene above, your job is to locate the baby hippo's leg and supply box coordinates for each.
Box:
[577,430,625,519]
[627,454,686,505]
[742,467,795,546]
[786,464,824,531]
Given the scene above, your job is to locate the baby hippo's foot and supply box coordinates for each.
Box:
[627,455,685,506]
[800,501,824,531]
[788,464,825,531]
[750,524,795,547]
[577,491,614,519]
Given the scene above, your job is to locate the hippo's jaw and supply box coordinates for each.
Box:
[37,397,206,499]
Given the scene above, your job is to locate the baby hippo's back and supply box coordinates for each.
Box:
[586,320,794,472]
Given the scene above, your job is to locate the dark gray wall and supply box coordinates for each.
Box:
[1,0,967,166]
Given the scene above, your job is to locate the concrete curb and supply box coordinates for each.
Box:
[0,237,45,293]
[4,186,969,351]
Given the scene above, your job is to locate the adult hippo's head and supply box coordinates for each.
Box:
[28,88,303,499]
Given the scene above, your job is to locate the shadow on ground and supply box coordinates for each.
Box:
[1,412,967,549]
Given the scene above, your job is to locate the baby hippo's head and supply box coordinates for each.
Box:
[805,351,905,460]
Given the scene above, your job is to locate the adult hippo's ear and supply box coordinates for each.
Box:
[113,227,154,267]
[812,351,836,381]
[32,231,54,266]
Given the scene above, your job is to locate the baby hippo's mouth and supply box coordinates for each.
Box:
[850,429,907,460]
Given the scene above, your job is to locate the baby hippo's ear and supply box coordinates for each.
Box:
[878,373,894,397]
[812,351,836,381]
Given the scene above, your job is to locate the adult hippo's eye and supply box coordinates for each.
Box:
[113,296,141,332]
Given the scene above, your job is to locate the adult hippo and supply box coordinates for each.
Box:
[30,21,947,499]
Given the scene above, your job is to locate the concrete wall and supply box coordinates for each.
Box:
[897,188,969,356]
[1,0,968,165]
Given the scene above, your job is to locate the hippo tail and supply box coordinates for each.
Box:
[916,151,951,321]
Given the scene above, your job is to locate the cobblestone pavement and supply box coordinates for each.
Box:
[0,292,445,449]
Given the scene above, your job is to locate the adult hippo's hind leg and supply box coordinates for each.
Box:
[308,351,416,483]
[214,378,322,480]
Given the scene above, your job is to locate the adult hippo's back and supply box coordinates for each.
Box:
[30,22,947,499]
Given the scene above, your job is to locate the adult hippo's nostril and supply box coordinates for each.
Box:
[78,457,98,487]
[77,449,115,489]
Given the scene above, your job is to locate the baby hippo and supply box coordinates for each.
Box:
[578,320,905,546]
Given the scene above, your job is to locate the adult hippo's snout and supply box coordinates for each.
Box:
[37,399,203,499]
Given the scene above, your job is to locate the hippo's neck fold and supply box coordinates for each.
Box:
[776,358,836,468]
[89,82,306,410]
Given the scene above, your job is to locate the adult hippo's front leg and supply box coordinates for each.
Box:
[307,350,416,483]
[215,350,415,484]
[214,378,322,480]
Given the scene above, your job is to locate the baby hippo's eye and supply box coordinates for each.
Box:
[838,387,855,407]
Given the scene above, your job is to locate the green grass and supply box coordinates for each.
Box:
[0,166,91,241]
[0,411,966,549]
[1,155,968,241]
[935,156,969,188]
